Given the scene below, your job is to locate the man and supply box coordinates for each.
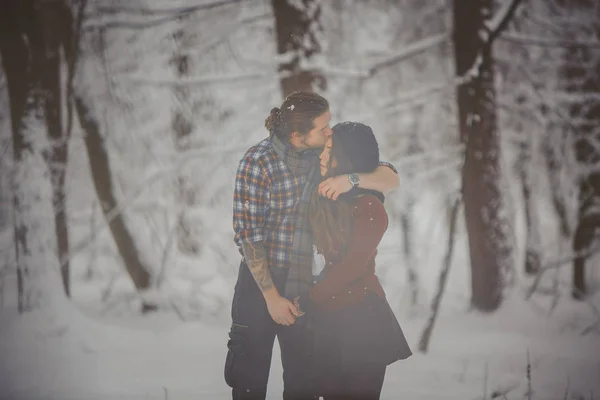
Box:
[225,92,398,400]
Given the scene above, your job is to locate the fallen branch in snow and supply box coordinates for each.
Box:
[525,242,600,300]
[168,299,187,322]
[100,273,119,303]
[418,194,461,353]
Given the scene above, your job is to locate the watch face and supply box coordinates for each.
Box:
[349,174,359,186]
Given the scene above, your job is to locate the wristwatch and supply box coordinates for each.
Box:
[348,173,360,188]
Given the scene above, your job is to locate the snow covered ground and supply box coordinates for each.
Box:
[1,284,599,400]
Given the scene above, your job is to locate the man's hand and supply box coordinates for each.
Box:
[265,291,301,326]
[318,175,352,200]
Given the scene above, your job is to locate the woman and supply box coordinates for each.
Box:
[296,122,412,400]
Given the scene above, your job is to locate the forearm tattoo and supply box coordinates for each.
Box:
[242,242,274,292]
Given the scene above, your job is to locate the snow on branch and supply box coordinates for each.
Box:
[191,13,271,56]
[296,33,449,79]
[84,14,187,30]
[95,0,241,16]
[500,33,600,49]
[367,32,449,76]
[118,71,276,86]
[485,0,523,45]
[381,81,452,108]
[84,0,243,30]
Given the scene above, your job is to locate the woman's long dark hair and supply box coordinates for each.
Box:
[309,134,356,256]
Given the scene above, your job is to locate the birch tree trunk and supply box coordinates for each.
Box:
[0,0,66,312]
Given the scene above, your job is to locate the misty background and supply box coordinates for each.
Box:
[0,0,599,399]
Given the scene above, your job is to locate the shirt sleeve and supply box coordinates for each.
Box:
[233,156,270,245]
[309,196,388,304]
[379,161,398,174]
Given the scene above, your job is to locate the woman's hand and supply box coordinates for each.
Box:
[293,297,306,317]
[264,291,301,326]
[318,175,352,200]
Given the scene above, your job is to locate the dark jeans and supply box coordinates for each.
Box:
[321,363,386,400]
[224,262,317,400]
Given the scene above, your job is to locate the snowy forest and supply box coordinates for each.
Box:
[0,0,599,399]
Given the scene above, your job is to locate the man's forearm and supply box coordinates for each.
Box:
[358,165,399,194]
[241,241,278,297]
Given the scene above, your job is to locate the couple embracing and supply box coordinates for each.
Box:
[225,92,412,400]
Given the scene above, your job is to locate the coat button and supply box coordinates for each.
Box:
[348,290,352,294]
[332,296,336,299]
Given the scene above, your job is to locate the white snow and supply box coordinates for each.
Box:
[1,1,599,399]
[1,287,599,399]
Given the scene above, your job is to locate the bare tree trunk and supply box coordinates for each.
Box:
[0,0,65,312]
[513,98,541,275]
[400,207,419,308]
[564,0,600,300]
[543,138,572,238]
[37,0,75,296]
[521,165,541,275]
[73,95,152,292]
[0,139,10,231]
[401,133,421,309]
[418,196,461,353]
[271,0,326,97]
[0,2,33,312]
[169,25,200,255]
[72,13,157,312]
[453,0,510,312]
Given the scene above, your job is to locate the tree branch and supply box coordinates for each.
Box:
[84,0,242,30]
[487,0,524,45]
[118,71,276,86]
[65,0,88,142]
[500,33,600,49]
[367,32,449,77]
[96,0,240,16]
[526,242,600,300]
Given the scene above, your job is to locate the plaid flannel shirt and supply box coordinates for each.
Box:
[233,138,315,269]
[233,137,398,270]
